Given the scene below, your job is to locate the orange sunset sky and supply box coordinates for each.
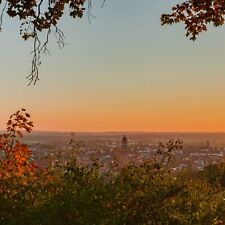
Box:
[1,0,225,132]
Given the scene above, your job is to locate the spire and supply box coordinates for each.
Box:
[122,134,128,147]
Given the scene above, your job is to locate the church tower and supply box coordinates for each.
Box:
[122,134,128,148]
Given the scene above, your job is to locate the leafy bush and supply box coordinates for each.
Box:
[1,109,225,225]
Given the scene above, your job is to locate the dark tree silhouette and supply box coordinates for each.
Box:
[161,0,225,41]
[0,0,86,84]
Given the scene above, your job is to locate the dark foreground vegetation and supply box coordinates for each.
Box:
[1,110,225,225]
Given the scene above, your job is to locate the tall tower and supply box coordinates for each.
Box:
[206,140,210,149]
[122,134,128,148]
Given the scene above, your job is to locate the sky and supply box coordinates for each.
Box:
[1,0,225,132]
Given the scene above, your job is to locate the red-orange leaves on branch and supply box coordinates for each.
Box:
[0,109,36,179]
[0,143,37,179]
[7,108,33,137]
[161,0,225,40]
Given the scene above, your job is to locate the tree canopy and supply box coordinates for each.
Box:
[0,0,224,84]
[161,0,225,40]
[1,109,225,224]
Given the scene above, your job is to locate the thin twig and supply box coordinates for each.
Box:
[0,0,7,31]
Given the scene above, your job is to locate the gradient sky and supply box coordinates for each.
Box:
[1,0,225,132]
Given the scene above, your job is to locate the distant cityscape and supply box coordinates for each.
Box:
[23,132,225,171]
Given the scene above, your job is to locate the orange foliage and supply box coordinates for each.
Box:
[0,109,37,180]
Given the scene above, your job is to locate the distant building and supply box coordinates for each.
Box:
[206,140,210,149]
[122,134,128,148]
